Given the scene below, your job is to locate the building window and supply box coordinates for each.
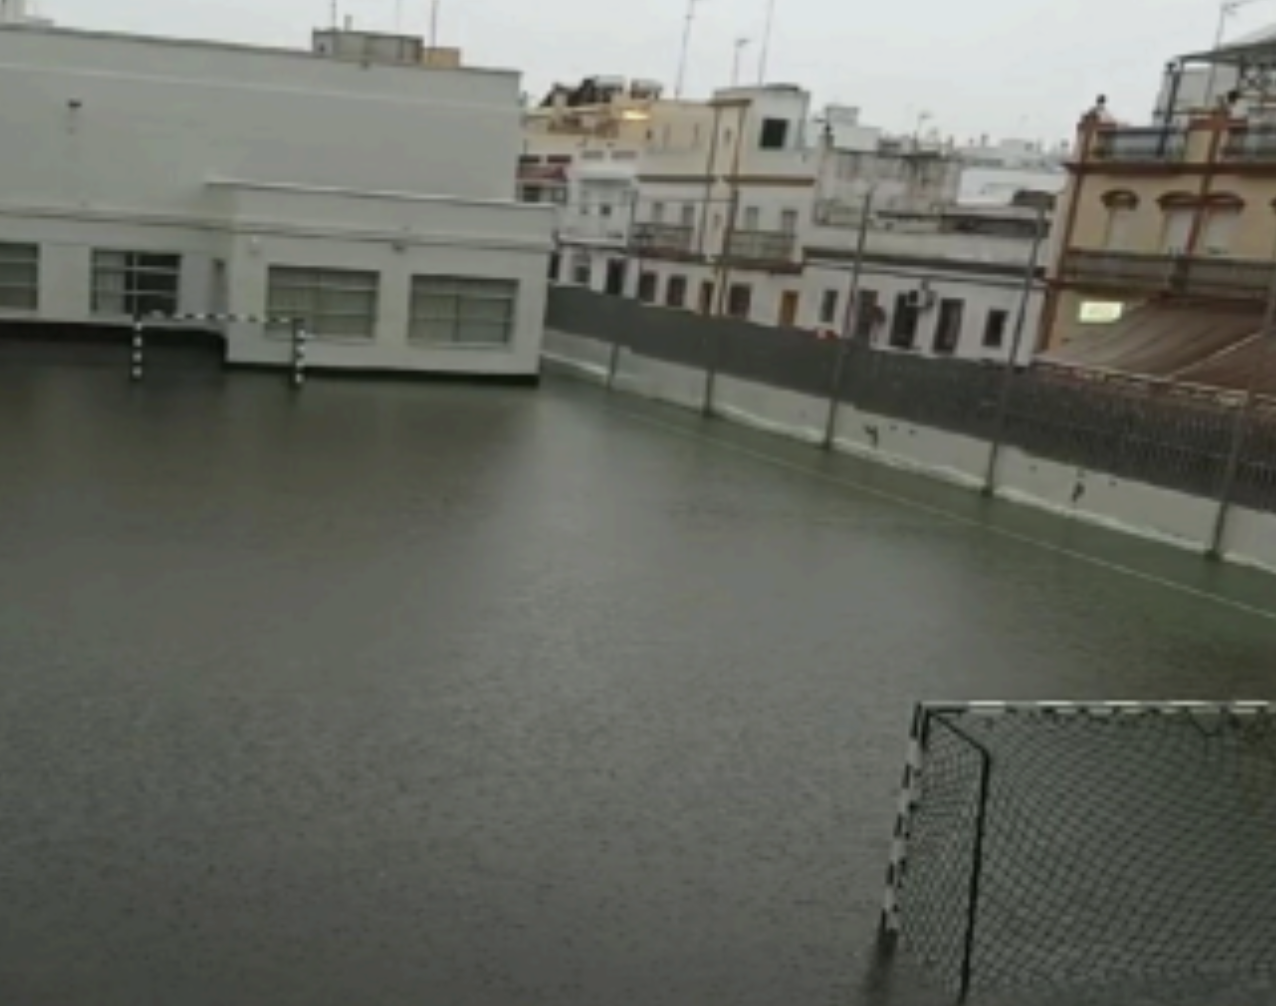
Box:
[410,275,517,346]
[519,185,543,204]
[760,118,789,149]
[572,254,592,285]
[637,271,658,303]
[651,202,666,224]
[1160,205,1194,254]
[819,289,838,325]
[780,209,799,234]
[726,283,752,318]
[666,275,687,308]
[600,203,613,218]
[1201,206,1242,254]
[548,252,561,282]
[680,203,696,228]
[92,250,181,317]
[267,266,379,338]
[0,242,39,311]
[889,292,920,349]
[854,289,880,340]
[742,206,760,230]
[983,309,1009,348]
[932,298,964,355]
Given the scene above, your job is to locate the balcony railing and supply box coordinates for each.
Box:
[1089,127,1186,163]
[1061,249,1276,300]
[725,228,796,263]
[1221,126,1276,162]
[631,222,693,255]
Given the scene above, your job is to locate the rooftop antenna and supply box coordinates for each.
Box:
[329,0,338,28]
[429,0,440,46]
[756,0,777,83]
[674,0,703,99]
[731,37,750,86]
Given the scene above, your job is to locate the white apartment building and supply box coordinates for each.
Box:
[554,83,1051,363]
[0,24,553,377]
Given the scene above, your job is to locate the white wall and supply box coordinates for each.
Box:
[0,26,522,207]
[543,331,1276,572]
[0,26,555,375]
[565,253,1041,363]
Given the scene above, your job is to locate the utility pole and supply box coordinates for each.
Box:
[757,0,777,83]
[822,189,874,448]
[674,0,703,99]
[982,204,1048,495]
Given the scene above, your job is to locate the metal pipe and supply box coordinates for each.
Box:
[609,190,642,390]
[982,204,1048,496]
[756,0,776,84]
[822,189,874,449]
[731,37,750,87]
[674,0,701,99]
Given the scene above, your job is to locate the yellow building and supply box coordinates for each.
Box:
[1042,37,1276,392]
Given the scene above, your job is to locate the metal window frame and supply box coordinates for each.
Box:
[90,249,181,317]
[266,265,380,339]
[409,274,518,347]
[0,241,39,310]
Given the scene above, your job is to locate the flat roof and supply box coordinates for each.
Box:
[0,22,517,79]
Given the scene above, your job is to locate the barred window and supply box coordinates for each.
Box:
[410,276,517,347]
[267,267,379,338]
[92,250,180,317]
[0,243,39,311]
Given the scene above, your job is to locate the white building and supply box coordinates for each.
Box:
[0,25,553,377]
[554,83,1050,363]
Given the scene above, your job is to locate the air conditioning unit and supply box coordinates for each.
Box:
[904,289,936,310]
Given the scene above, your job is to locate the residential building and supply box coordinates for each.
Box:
[1040,30,1276,392]
[554,83,1050,363]
[0,24,553,376]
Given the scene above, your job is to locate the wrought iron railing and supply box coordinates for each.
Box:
[1089,128,1186,163]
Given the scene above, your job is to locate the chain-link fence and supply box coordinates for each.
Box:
[545,287,1276,538]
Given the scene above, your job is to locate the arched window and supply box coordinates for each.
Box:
[1200,193,1245,254]
[1100,190,1141,251]
[1157,191,1199,253]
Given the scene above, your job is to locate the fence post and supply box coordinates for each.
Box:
[982,205,1047,496]
[291,320,308,388]
[130,315,145,382]
[823,190,874,449]
[701,322,720,417]
[1208,264,1276,557]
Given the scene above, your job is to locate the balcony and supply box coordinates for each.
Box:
[631,222,694,256]
[1221,125,1276,162]
[725,228,796,264]
[1061,250,1276,300]
[1089,127,1186,163]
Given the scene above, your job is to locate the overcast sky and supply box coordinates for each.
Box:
[35,0,1276,141]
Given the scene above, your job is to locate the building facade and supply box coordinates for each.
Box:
[0,25,553,376]
[551,83,1050,364]
[1041,33,1276,390]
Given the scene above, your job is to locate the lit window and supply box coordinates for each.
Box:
[1078,301,1124,324]
[92,250,181,317]
[267,266,379,338]
[410,276,518,346]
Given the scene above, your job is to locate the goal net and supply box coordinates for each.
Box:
[880,701,1276,1003]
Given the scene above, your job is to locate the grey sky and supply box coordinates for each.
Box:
[38,0,1271,140]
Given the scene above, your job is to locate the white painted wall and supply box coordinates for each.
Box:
[0,25,555,375]
[543,332,1276,573]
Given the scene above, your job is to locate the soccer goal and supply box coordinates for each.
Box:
[879,700,1276,1003]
